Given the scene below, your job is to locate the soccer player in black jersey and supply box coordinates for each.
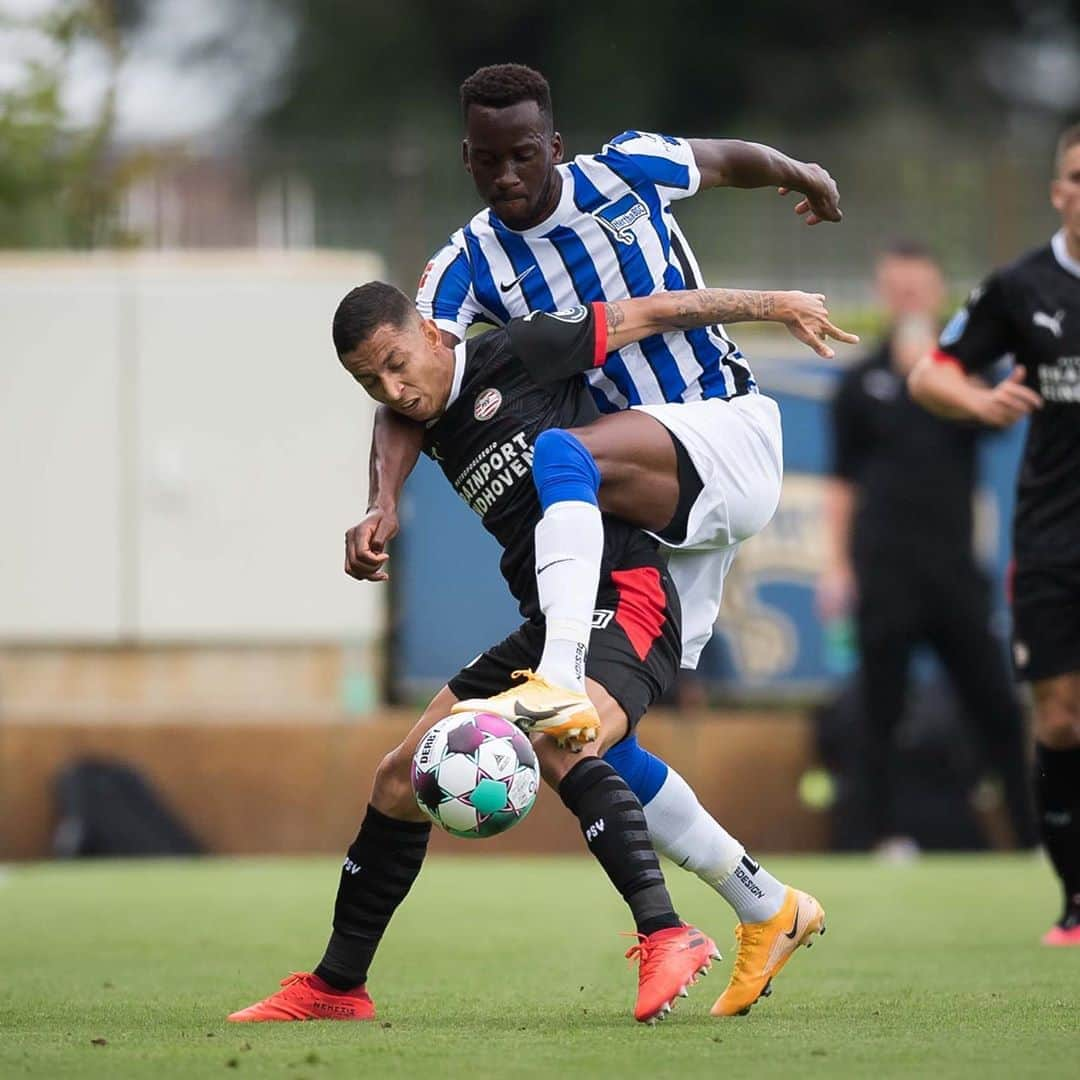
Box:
[228,282,840,1025]
[909,124,1080,945]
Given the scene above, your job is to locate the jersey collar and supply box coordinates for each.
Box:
[488,165,575,240]
[1051,229,1080,279]
[431,341,468,425]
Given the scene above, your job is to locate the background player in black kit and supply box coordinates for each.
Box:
[823,242,1034,853]
[910,124,1080,945]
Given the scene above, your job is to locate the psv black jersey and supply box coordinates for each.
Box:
[422,303,663,617]
[936,233,1080,567]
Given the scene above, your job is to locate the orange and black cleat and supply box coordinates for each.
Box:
[227,972,376,1022]
[624,924,721,1024]
[454,669,599,749]
[711,887,826,1017]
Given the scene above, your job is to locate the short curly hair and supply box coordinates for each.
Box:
[460,63,553,130]
[333,281,415,357]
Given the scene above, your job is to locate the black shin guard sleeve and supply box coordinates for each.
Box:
[558,757,679,935]
[315,805,431,990]
[1034,744,1080,906]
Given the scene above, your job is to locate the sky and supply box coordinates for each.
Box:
[0,0,295,143]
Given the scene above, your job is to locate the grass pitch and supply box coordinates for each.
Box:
[1,855,1076,1079]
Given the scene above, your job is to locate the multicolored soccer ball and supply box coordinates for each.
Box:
[410,712,540,838]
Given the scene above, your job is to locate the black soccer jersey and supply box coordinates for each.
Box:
[422,303,662,617]
[936,233,1080,567]
[832,339,982,568]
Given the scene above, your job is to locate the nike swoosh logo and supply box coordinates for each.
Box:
[514,700,578,722]
[784,909,800,940]
[537,557,574,575]
[499,266,536,293]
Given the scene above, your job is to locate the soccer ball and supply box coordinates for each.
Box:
[411,712,540,838]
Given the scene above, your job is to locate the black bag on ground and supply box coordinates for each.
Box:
[52,758,203,857]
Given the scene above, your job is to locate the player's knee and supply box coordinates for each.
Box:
[372,744,416,814]
[532,429,600,510]
[535,738,599,788]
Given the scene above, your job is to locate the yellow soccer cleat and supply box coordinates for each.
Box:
[710,887,826,1017]
[453,669,599,749]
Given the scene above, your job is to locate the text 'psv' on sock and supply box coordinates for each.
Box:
[315,805,431,991]
[558,756,681,936]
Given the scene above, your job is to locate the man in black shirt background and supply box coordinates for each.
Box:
[821,242,1033,856]
[910,124,1080,945]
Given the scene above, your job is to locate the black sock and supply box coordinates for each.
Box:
[558,757,680,936]
[1034,744,1080,921]
[314,805,431,990]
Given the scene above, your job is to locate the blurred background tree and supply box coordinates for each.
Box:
[1,0,1076,274]
[0,0,147,247]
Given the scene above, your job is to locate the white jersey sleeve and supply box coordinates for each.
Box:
[415,230,485,341]
[598,131,701,203]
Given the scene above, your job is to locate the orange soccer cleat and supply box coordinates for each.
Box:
[711,887,826,1017]
[624,924,721,1024]
[227,972,376,1022]
[453,669,600,750]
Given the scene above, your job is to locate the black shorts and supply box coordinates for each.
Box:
[656,428,704,546]
[1011,562,1080,682]
[449,563,682,729]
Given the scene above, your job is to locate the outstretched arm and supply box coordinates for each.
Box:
[908,355,1042,427]
[345,327,460,582]
[688,139,841,224]
[603,288,858,359]
[344,406,426,582]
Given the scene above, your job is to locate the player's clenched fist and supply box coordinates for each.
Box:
[344,506,399,582]
[778,164,842,225]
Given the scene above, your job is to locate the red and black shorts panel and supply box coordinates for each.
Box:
[448,563,682,729]
[1011,562,1080,683]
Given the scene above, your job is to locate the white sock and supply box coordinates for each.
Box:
[534,500,603,693]
[643,767,787,923]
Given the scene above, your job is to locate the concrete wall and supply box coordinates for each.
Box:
[0,251,384,644]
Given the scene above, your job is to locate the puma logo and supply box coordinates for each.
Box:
[1033,309,1065,338]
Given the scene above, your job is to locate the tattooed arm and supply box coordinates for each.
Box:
[602,288,859,360]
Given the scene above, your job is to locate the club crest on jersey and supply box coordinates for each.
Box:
[593,192,649,245]
[939,306,968,347]
[474,388,502,421]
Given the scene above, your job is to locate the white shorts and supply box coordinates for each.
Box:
[632,394,784,669]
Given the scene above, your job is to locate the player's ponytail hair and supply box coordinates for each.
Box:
[333,281,416,356]
[460,63,553,129]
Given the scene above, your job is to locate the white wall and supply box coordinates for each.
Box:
[0,251,385,642]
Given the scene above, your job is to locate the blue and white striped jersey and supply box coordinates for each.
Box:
[416,131,755,411]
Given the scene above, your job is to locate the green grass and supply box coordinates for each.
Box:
[1,855,1076,1078]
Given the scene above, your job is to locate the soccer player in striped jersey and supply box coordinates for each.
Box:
[345,63,850,1015]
